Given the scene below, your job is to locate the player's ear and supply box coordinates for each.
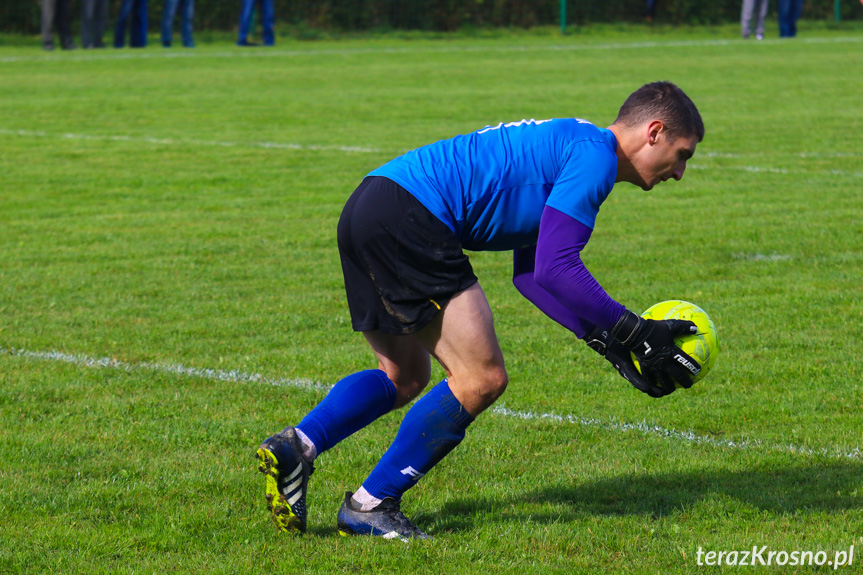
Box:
[647,120,665,146]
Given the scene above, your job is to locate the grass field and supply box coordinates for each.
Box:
[2,21,862,574]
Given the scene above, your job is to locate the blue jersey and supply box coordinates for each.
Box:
[368,118,618,251]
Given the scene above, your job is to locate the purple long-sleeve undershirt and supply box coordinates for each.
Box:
[512,205,626,338]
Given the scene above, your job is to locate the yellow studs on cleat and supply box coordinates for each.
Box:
[256,447,303,534]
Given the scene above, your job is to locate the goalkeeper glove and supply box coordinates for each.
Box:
[611,310,702,391]
[584,328,674,398]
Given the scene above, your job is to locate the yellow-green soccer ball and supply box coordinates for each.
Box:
[631,300,719,385]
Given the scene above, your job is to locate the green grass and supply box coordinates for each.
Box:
[1,22,862,574]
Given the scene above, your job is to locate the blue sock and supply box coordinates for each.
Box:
[296,369,397,456]
[362,379,474,500]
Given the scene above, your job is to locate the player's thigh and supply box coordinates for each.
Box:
[415,282,507,415]
[363,330,432,408]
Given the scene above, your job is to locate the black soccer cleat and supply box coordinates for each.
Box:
[255,426,314,534]
[336,491,430,540]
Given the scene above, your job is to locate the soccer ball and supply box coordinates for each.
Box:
[631,300,718,385]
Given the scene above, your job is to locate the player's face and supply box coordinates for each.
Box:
[638,131,698,191]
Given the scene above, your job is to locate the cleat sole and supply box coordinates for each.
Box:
[256,447,304,534]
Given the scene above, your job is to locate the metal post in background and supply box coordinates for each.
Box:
[561,0,567,34]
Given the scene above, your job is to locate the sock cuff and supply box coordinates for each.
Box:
[371,369,399,413]
[437,380,474,428]
[295,417,325,453]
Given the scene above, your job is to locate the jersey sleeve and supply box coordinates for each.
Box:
[531,205,626,335]
[544,139,618,230]
[513,245,599,337]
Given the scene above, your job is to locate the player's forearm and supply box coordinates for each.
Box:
[513,245,596,337]
[532,206,626,332]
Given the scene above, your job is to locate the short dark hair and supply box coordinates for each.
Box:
[614,81,705,142]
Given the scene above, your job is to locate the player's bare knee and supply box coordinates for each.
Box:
[380,360,431,407]
[481,366,509,403]
[391,377,430,409]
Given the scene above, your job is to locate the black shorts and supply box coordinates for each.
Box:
[337,176,478,335]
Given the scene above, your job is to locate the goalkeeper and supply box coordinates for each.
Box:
[257,81,705,540]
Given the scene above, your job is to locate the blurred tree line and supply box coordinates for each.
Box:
[2,0,860,34]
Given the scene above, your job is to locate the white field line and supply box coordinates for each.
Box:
[732,252,793,262]
[1,35,861,64]
[704,151,863,159]
[694,151,863,177]
[2,128,862,178]
[688,163,863,178]
[4,345,861,462]
[0,128,379,154]
[491,406,863,462]
[1,346,330,392]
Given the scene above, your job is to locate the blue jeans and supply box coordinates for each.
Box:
[237,0,275,46]
[778,0,803,37]
[113,0,148,48]
[162,0,194,47]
